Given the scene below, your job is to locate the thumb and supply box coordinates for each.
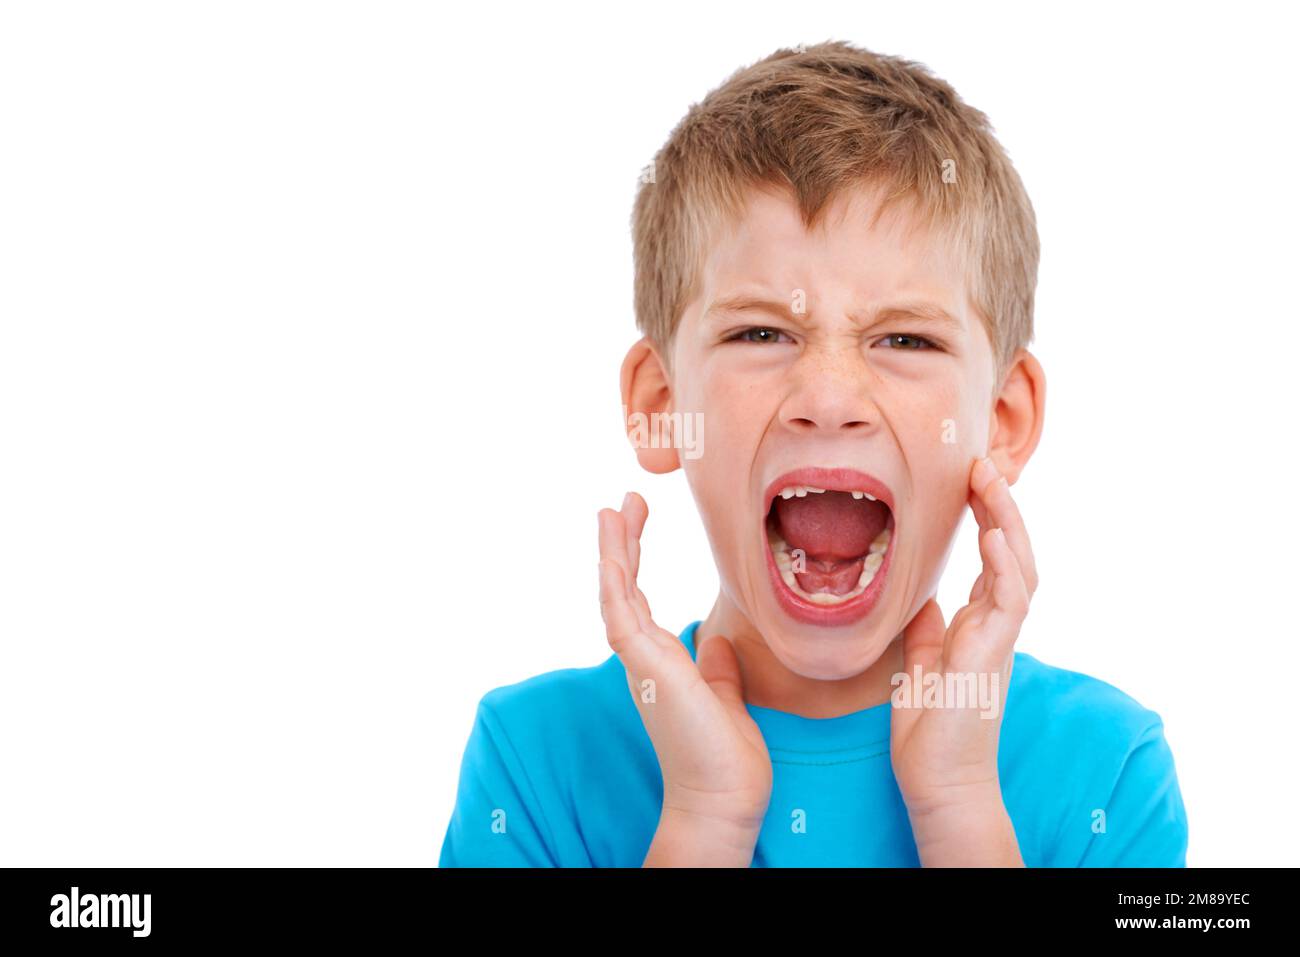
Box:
[901,597,947,680]
[696,633,748,715]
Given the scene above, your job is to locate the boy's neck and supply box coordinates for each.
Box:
[698,596,906,720]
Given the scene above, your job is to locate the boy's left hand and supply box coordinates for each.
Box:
[890,456,1038,841]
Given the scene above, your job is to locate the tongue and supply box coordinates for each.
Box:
[773,491,889,561]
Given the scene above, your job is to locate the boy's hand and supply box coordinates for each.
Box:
[598,492,773,865]
[890,457,1037,863]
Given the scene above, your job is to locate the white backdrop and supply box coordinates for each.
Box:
[1,0,1296,866]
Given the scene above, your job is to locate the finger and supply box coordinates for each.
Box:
[974,527,1029,663]
[598,553,645,659]
[622,491,648,582]
[968,486,993,532]
[597,508,634,601]
[972,461,1038,599]
[599,507,654,633]
[599,557,680,718]
[968,458,996,531]
[948,528,1008,671]
[964,491,995,604]
[986,527,1029,619]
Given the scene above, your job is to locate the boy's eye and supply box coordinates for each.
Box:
[875,333,938,350]
[728,326,793,344]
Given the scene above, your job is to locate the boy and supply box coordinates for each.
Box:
[438,40,1188,867]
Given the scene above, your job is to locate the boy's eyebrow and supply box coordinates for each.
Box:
[705,293,966,333]
[704,294,798,323]
[868,301,967,334]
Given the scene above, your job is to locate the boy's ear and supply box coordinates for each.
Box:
[987,348,1046,486]
[620,337,680,475]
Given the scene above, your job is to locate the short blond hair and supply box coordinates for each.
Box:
[631,40,1038,380]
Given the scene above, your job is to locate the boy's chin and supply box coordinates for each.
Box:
[752,607,902,680]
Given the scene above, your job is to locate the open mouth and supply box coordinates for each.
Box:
[761,468,895,625]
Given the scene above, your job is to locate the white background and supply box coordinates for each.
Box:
[2,1,1296,866]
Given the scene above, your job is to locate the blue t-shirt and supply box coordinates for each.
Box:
[439,620,1188,867]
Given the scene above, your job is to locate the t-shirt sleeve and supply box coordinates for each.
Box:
[1076,720,1188,867]
[437,697,561,867]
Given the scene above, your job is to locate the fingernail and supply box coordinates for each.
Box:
[621,492,632,511]
[992,527,1006,545]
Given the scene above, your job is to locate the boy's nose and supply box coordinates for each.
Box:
[778,349,881,436]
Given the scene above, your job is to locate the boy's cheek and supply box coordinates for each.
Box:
[917,384,984,450]
[920,399,989,494]
[903,423,980,569]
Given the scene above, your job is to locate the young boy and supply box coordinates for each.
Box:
[438,40,1188,867]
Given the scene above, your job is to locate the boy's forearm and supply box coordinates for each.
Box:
[907,788,1025,867]
[643,806,762,867]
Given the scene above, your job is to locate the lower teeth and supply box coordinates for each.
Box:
[769,525,891,605]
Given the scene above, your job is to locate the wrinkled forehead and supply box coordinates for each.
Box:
[693,179,975,323]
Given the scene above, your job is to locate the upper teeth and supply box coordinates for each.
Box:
[778,485,877,501]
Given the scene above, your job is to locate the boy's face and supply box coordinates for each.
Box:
[662,181,1001,678]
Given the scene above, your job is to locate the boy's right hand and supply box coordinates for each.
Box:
[598,492,773,864]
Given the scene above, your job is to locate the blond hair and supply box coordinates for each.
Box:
[631,40,1038,380]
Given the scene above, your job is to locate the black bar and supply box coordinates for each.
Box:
[0,866,1278,943]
